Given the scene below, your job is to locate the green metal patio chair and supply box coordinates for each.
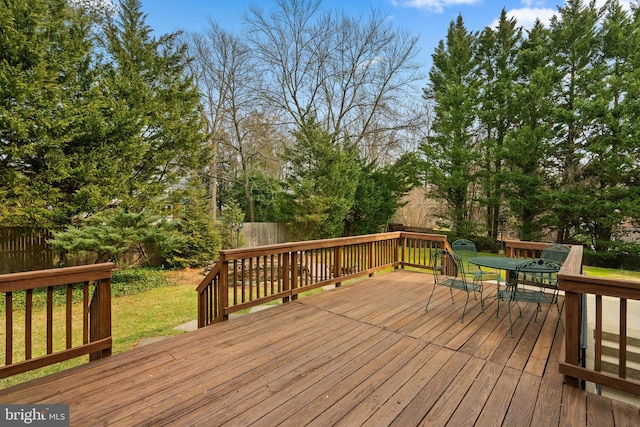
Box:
[451,239,504,286]
[426,249,484,323]
[504,258,562,337]
[541,243,570,264]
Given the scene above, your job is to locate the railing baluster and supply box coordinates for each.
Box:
[595,295,602,372]
[66,283,73,349]
[83,281,89,344]
[47,286,54,354]
[25,289,32,360]
[619,298,627,379]
[5,291,12,365]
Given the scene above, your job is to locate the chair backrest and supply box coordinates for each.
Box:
[515,258,562,289]
[431,249,463,280]
[451,239,478,259]
[541,243,570,264]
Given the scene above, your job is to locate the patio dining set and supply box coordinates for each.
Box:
[425,239,570,337]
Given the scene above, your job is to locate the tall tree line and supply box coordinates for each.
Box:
[422,0,640,261]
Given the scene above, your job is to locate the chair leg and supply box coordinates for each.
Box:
[425,283,437,312]
[449,287,455,305]
[461,289,470,323]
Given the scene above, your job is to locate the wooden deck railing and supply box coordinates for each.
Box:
[506,239,640,397]
[197,232,449,327]
[557,250,640,396]
[0,263,113,379]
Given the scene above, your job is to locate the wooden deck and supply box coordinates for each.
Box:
[1,270,639,426]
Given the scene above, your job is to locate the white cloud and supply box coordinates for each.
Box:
[493,0,636,31]
[391,0,481,14]
[490,7,557,30]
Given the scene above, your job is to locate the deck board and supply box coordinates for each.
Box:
[1,269,637,426]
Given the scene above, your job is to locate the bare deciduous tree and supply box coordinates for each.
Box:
[188,22,287,221]
[244,0,425,163]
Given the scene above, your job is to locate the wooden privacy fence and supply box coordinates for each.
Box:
[197,232,451,327]
[0,263,113,379]
[0,227,163,274]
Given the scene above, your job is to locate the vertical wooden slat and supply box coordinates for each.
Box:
[220,257,229,322]
[5,291,12,365]
[66,283,73,349]
[291,251,299,300]
[241,259,246,303]
[25,289,32,360]
[46,286,53,354]
[595,295,602,372]
[619,298,627,378]
[282,252,290,302]
[83,281,89,344]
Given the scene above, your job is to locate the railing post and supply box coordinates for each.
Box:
[291,251,299,301]
[334,246,342,287]
[563,289,582,387]
[220,255,229,322]
[368,242,375,277]
[282,253,291,302]
[89,276,112,361]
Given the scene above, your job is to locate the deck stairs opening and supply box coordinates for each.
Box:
[598,330,640,381]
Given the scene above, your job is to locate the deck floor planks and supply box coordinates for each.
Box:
[561,383,588,425]
[524,300,563,377]
[445,360,505,426]
[175,328,401,425]
[531,376,564,427]
[612,399,640,427]
[1,269,637,426]
[505,304,551,371]
[501,371,541,427]
[418,356,486,426]
[67,306,342,414]
[586,392,614,426]
[359,347,457,426]
[101,311,369,426]
[388,350,473,426]
[123,318,385,426]
[272,336,429,427]
[302,339,431,427]
[332,343,442,427]
[474,366,522,426]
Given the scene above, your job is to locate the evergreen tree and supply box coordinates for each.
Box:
[548,0,603,242]
[421,15,479,235]
[282,116,359,239]
[98,0,206,211]
[346,153,420,236]
[503,21,555,241]
[475,9,521,239]
[577,0,640,260]
[0,0,96,228]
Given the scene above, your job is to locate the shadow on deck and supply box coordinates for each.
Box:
[1,270,639,426]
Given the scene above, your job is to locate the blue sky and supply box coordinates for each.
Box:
[139,0,628,71]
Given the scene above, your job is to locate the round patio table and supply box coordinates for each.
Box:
[468,256,523,272]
